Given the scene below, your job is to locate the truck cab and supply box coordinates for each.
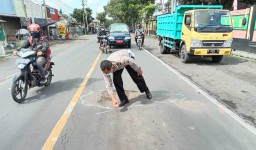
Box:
[157,5,233,63]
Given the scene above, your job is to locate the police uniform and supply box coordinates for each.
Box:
[103,49,149,102]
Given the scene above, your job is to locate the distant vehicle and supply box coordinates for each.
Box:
[157,5,233,63]
[108,23,131,48]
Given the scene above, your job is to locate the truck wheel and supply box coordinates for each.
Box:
[212,56,223,63]
[180,44,190,63]
[160,40,167,54]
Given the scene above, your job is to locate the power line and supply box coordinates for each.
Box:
[57,0,73,10]
[48,0,72,13]
[32,0,43,4]
[54,0,73,13]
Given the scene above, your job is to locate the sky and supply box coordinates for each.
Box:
[42,0,109,17]
[38,0,167,18]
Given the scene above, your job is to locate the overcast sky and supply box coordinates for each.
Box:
[43,0,109,17]
[41,0,167,17]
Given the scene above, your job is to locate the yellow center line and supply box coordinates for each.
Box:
[42,51,102,150]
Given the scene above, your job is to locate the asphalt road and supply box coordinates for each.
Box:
[139,35,256,128]
[0,35,256,150]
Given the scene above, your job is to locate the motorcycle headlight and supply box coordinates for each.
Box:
[108,36,114,40]
[190,38,202,47]
[125,36,131,40]
[223,38,233,47]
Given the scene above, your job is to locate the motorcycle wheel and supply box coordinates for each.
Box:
[11,75,28,103]
[44,69,53,87]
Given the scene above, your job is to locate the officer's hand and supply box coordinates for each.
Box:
[37,51,43,56]
[13,50,17,56]
[111,96,119,107]
[137,68,143,76]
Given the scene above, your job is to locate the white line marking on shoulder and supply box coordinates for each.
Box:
[143,47,256,136]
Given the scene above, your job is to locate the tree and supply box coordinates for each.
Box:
[141,3,155,31]
[96,12,107,25]
[70,8,93,26]
[240,0,256,5]
[104,0,154,27]
[59,9,63,15]
[165,1,172,13]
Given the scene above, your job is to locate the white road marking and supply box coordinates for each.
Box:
[80,90,187,115]
[143,47,256,136]
[0,73,15,84]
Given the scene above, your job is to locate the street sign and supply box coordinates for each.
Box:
[0,24,5,41]
[57,24,66,36]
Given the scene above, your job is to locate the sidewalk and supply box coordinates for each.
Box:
[142,34,256,61]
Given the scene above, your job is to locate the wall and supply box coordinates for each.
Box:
[23,0,46,19]
[0,0,16,16]
[230,8,256,42]
[1,17,21,44]
[13,0,26,17]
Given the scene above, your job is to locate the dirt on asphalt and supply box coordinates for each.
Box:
[137,34,256,127]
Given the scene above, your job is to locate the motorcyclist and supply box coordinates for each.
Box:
[98,28,109,47]
[135,24,145,46]
[14,24,51,84]
[97,25,105,42]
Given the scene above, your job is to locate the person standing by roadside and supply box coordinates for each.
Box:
[100,49,152,107]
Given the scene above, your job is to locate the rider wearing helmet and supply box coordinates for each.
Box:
[135,24,145,46]
[97,26,108,42]
[15,24,51,84]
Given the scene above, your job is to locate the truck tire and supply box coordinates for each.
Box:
[180,44,190,63]
[160,39,167,54]
[212,56,223,63]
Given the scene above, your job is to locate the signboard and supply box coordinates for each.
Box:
[34,18,48,27]
[50,8,55,15]
[0,24,5,41]
[20,17,31,27]
[57,24,66,36]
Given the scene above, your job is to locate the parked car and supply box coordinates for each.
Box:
[108,23,131,48]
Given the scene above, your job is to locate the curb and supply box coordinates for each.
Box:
[232,50,256,61]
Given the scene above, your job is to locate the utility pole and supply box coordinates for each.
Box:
[171,0,177,13]
[43,0,47,19]
[43,0,50,39]
[21,0,28,19]
[82,0,86,34]
[85,0,88,33]
[29,0,34,23]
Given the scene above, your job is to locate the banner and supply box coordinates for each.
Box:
[58,24,66,36]
[0,24,5,41]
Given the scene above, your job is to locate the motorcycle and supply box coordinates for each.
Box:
[100,35,110,54]
[11,45,54,103]
[136,33,143,50]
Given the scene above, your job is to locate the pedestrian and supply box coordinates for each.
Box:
[100,49,152,107]
[50,30,53,40]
